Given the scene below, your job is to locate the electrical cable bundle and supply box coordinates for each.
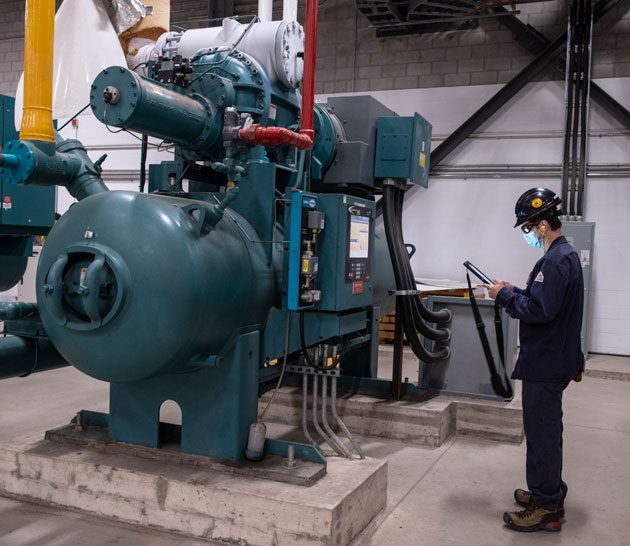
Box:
[382,183,452,364]
[561,0,593,218]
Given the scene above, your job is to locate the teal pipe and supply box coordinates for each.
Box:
[0,135,108,201]
[0,336,67,380]
[293,149,307,190]
[0,302,37,320]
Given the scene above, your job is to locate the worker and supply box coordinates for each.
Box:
[483,187,584,533]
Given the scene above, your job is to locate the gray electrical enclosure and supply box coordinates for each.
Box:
[424,295,518,400]
[562,221,595,356]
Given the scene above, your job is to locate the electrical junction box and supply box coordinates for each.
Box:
[313,193,375,312]
[374,113,432,187]
[563,221,595,355]
[0,95,56,236]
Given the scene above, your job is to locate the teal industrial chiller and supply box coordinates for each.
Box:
[0,18,452,462]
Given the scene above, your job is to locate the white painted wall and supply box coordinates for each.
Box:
[321,77,630,355]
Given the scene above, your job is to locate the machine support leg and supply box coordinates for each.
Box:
[392,296,404,400]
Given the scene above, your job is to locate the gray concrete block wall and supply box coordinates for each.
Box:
[0,0,629,97]
[0,0,25,96]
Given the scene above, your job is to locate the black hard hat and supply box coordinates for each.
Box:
[513,187,562,228]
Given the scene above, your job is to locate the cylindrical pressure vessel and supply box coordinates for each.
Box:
[36,191,276,383]
[0,256,28,292]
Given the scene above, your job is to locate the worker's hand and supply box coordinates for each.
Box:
[483,279,512,300]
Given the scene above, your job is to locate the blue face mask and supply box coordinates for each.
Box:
[523,230,543,249]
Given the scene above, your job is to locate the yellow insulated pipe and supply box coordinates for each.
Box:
[20,0,55,143]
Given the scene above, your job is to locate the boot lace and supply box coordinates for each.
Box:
[515,500,538,520]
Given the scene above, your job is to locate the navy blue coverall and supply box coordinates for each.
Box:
[496,236,584,511]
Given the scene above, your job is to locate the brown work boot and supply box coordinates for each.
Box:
[514,489,565,516]
[503,499,562,532]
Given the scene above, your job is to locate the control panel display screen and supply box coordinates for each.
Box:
[349,215,370,258]
[345,204,372,283]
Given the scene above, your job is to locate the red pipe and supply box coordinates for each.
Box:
[239,125,313,150]
[300,0,319,142]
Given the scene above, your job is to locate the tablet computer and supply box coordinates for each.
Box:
[463,261,495,285]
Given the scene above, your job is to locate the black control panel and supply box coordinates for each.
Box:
[345,204,372,283]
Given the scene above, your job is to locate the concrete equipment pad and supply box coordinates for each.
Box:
[260,386,523,446]
[0,436,387,546]
[45,421,326,487]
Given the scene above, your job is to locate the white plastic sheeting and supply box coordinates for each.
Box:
[14,0,126,130]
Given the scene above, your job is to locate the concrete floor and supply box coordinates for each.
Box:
[1,356,629,545]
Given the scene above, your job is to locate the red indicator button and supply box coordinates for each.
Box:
[352,281,364,295]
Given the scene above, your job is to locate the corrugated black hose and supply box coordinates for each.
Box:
[390,186,451,351]
[393,186,452,328]
[382,185,450,363]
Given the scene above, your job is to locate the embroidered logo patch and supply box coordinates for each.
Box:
[534,271,544,283]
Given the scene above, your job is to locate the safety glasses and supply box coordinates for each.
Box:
[521,223,539,234]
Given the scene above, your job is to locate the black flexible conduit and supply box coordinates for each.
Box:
[382,184,451,364]
[393,186,452,327]
[139,134,148,193]
[576,0,593,217]
[569,0,583,217]
[562,0,593,217]
[391,190,451,341]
